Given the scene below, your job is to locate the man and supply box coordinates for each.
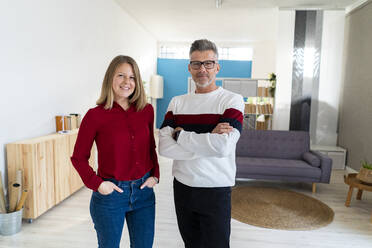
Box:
[159,39,244,248]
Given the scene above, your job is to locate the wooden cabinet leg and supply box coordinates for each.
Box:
[312,183,316,193]
[357,189,363,200]
[345,186,353,207]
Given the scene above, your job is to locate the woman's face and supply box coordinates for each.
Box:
[112,63,136,101]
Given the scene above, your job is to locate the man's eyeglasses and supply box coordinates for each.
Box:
[189,60,216,70]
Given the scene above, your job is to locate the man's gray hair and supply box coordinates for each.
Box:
[189,39,218,58]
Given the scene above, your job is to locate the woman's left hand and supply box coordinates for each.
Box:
[140,177,158,189]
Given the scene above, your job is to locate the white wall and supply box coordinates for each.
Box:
[312,10,345,145]
[217,40,278,79]
[339,1,372,170]
[273,10,295,130]
[0,0,157,188]
[251,40,277,79]
[217,40,277,79]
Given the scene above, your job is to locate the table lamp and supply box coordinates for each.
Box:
[150,75,164,99]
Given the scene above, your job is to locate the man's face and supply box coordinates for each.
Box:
[188,50,220,89]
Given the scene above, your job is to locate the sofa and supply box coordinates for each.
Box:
[235,130,332,193]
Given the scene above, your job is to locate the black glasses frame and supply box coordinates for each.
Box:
[189,60,216,69]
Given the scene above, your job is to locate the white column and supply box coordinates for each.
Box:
[273,10,295,130]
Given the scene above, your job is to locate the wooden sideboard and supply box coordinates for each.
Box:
[6,129,96,221]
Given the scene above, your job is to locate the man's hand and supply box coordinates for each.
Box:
[212,122,233,134]
[97,181,123,195]
[174,127,184,132]
[172,127,184,140]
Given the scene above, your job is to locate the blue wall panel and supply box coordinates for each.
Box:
[156,58,252,128]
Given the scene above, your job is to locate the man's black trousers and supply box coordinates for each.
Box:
[173,178,231,248]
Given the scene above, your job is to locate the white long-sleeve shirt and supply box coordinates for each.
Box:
[159,87,244,187]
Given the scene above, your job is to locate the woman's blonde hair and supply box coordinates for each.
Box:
[96,55,147,111]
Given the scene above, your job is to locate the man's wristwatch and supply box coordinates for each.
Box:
[153,177,159,183]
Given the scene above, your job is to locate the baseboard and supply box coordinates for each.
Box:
[345,166,358,174]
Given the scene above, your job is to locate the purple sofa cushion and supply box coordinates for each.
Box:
[236,157,321,179]
[236,130,310,160]
[302,152,321,167]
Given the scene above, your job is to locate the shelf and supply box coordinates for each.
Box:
[6,130,96,220]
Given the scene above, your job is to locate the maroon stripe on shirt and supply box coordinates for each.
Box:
[160,111,176,129]
[174,114,222,126]
[222,108,243,124]
[163,111,174,120]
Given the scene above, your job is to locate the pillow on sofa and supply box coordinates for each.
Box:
[302,152,321,167]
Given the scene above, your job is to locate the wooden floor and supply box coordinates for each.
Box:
[1,156,372,247]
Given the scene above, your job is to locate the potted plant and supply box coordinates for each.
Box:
[356,160,372,184]
[268,73,276,97]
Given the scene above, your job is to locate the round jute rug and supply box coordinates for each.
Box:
[231,187,334,230]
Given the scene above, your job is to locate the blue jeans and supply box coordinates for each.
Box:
[90,172,155,248]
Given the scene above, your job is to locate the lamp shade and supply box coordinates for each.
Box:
[150,74,164,99]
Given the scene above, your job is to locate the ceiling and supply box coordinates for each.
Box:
[115,0,359,42]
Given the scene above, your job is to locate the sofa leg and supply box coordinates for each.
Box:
[312,183,316,193]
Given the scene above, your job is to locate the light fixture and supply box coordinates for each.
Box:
[216,0,222,8]
[150,74,164,99]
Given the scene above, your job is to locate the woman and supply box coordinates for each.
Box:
[71,55,159,248]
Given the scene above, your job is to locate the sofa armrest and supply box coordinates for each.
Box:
[310,150,332,183]
[302,152,320,167]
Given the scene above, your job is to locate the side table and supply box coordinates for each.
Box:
[344,173,372,223]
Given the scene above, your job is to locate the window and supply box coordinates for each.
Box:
[159,45,252,61]
[159,46,189,59]
[218,47,253,61]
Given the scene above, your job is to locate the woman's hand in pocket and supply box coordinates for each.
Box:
[97,181,123,195]
[140,177,158,189]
